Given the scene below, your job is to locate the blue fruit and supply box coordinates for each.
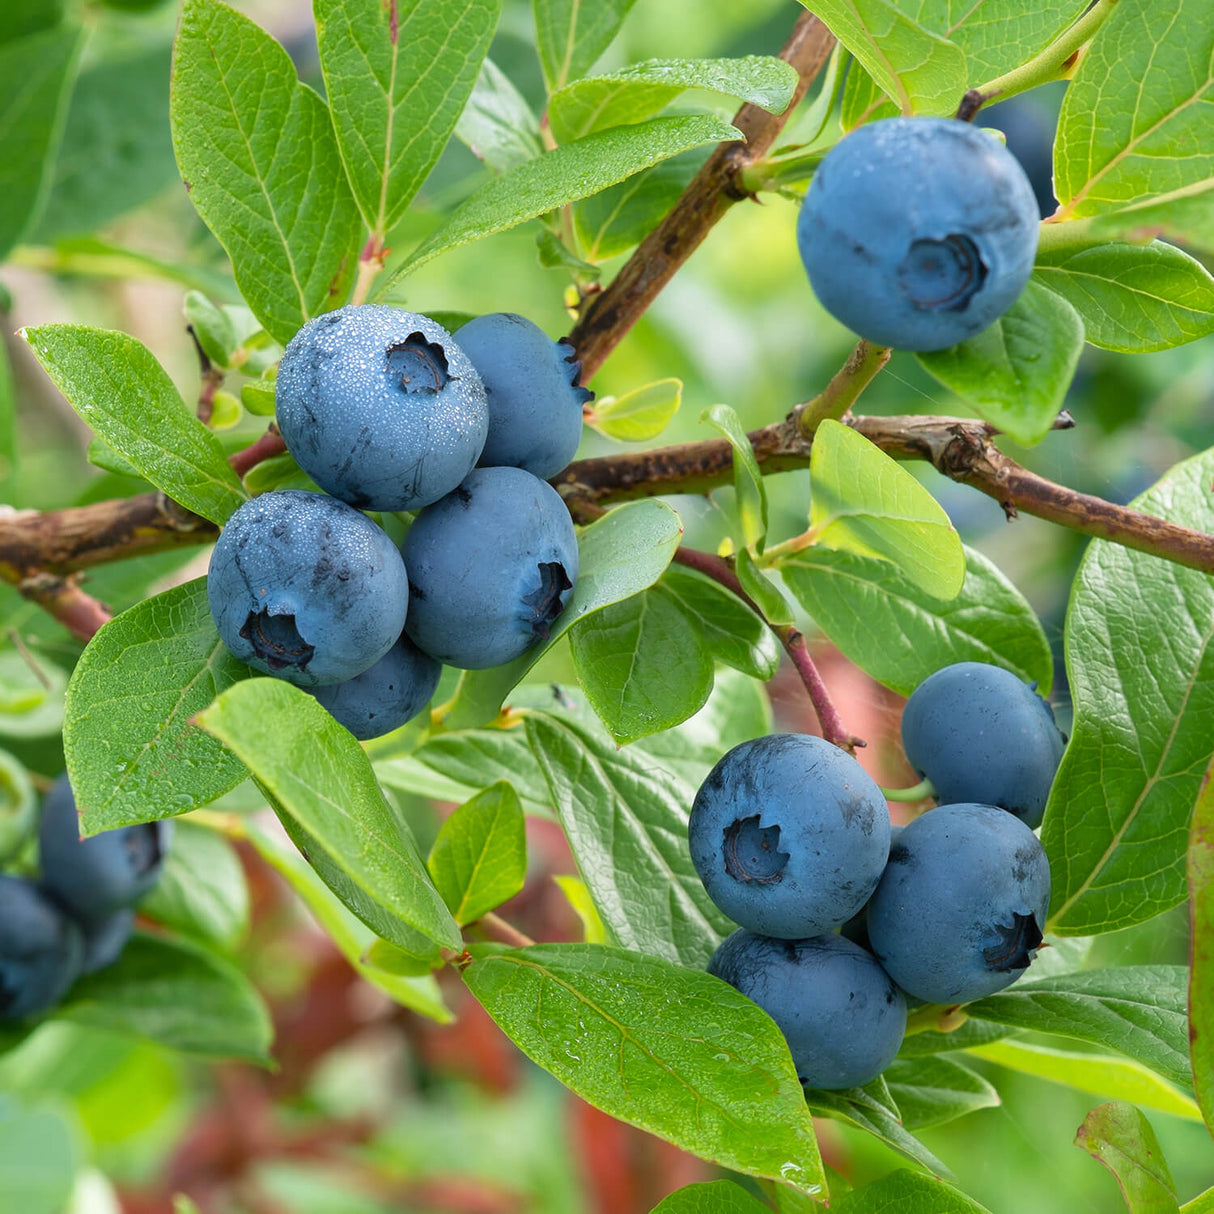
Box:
[80,909,135,975]
[275,305,488,511]
[981,95,1059,219]
[0,875,83,1020]
[865,802,1051,1004]
[308,632,441,740]
[709,929,906,1090]
[38,773,173,923]
[798,117,1040,351]
[689,734,890,939]
[454,313,592,479]
[901,661,1065,828]
[207,489,409,687]
[401,467,578,670]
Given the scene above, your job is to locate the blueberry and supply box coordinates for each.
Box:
[38,773,173,923]
[80,909,135,975]
[401,467,578,670]
[797,117,1040,351]
[0,875,83,1020]
[901,661,1066,828]
[275,305,488,511]
[981,96,1058,219]
[709,929,906,1090]
[453,313,592,478]
[207,489,409,686]
[865,802,1051,1004]
[308,632,441,741]
[688,734,890,939]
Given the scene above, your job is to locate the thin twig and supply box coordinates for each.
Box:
[797,339,892,435]
[476,912,535,949]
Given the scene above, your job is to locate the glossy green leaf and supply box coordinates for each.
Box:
[57,933,273,1063]
[586,377,681,442]
[649,1180,771,1214]
[428,781,526,925]
[1075,1102,1179,1214]
[554,874,609,944]
[526,712,732,967]
[808,419,964,599]
[440,498,683,730]
[533,0,639,91]
[139,821,250,950]
[0,1098,76,1214]
[549,56,797,144]
[196,678,461,950]
[455,57,542,174]
[967,967,1192,1089]
[882,1055,1000,1130]
[1043,448,1214,935]
[385,115,738,282]
[1189,759,1214,1135]
[364,937,443,977]
[832,1170,991,1213]
[171,0,362,344]
[0,649,67,739]
[796,0,966,117]
[1034,242,1214,352]
[703,404,767,553]
[461,942,825,1194]
[0,24,81,261]
[916,281,1084,447]
[315,0,499,237]
[735,547,795,625]
[63,580,249,834]
[968,1040,1202,1123]
[781,543,1052,696]
[21,325,246,525]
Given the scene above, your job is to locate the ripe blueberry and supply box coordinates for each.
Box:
[80,909,136,975]
[401,466,578,670]
[275,305,488,511]
[454,313,592,479]
[865,802,1051,1004]
[688,734,890,939]
[709,929,906,1090]
[901,661,1065,828]
[0,875,83,1020]
[798,117,1039,351]
[207,489,409,687]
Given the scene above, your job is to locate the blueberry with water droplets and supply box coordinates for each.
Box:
[865,801,1050,1004]
[275,304,488,511]
[0,875,83,1020]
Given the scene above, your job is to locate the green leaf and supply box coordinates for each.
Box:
[384,115,738,282]
[1055,0,1214,239]
[781,544,1052,697]
[428,781,526,925]
[967,967,1192,1090]
[139,821,250,950]
[736,547,795,625]
[1188,760,1214,1135]
[195,678,461,951]
[549,56,798,144]
[586,377,682,442]
[807,419,964,599]
[703,404,767,553]
[245,823,451,1021]
[649,1180,771,1214]
[796,0,966,117]
[526,712,732,967]
[0,649,67,739]
[36,43,179,241]
[533,0,639,92]
[57,933,273,1063]
[881,1055,1000,1130]
[916,281,1084,447]
[63,580,249,834]
[0,25,82,261]
[553,874,609,944]
[1042,447,1214,935]
[1075,1102,1179,1214]
[455,57,542,174]
[440,499,683,730]
[21,325,247,524]
[0,325,14,481]
[0,1,64,45]
[967,1039,1202,1123]
[0,1098,76,1214]
[461,942,825,1194]
[171,0,362,345]
[1034,241,1214,353]
[315,0,499,238]
[832,1170,991,1213]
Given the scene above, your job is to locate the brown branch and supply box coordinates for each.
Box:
[567,12,836,382]
[16,572,112,642]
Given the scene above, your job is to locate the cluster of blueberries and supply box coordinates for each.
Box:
[797,116,1041,351]
[0,775,172,1020]
[691,662,1066,1090]
[207,307,589,738]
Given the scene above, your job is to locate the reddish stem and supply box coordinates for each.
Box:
[229,427,287,477]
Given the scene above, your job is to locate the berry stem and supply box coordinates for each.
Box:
[880,777,936,803]
[351,236,386,307]
[797,339,892,437]
[474,912,535,949]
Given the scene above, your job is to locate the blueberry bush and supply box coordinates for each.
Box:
[0,0,1213,1210]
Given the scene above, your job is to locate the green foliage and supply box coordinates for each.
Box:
[0,1095,77,1214]
[586,377,682,441]
[649,1180,771,1213]
[1187,764,1214,1135]
[831,1170,991,1213]
[532,0,640,92]
[1075,1102,1180,1214]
